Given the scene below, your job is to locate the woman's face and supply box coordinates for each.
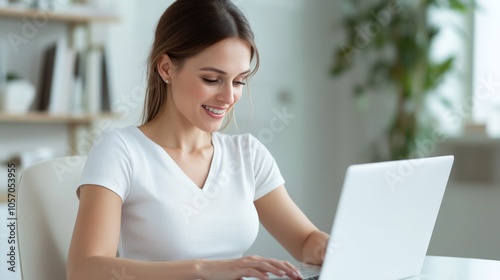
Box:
[167,38,252,132]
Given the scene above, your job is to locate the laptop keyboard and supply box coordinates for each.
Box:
[304,275,319,280]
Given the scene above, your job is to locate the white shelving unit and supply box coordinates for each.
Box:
[0,6,122,202]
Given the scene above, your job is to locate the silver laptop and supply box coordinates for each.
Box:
[250,155,454,280]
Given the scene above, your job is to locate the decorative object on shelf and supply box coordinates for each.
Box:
[39,0,78,12]
[33,0,54,10]
[0,73,36,113]
[330,0,474,161]
[7,0,32,9]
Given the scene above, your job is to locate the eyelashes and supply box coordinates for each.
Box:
[202,78,246,86]
[202,78,218,85]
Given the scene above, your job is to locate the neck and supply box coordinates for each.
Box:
[140,106,212,153]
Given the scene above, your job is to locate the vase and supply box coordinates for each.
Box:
[0,80,36,113]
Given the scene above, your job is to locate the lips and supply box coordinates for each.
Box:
[202,105,227,115]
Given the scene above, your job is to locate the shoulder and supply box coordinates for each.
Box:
[97,126,138,139]
[93,126,141,148]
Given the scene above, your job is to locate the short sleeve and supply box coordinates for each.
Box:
[78,129,132,202]
[250,135,285,201]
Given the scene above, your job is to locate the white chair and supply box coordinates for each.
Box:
[17,156,86,280]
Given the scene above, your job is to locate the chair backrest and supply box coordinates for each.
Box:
[17,156,86,280]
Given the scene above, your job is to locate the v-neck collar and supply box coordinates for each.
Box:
[132,126,220,193]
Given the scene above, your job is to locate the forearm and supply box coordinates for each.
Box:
[68,255,303,280]
[67,255,202,280]
[301,230,330,265]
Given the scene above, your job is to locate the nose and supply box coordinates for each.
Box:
[217,83,235,104]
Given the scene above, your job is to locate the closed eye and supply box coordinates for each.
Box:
[203,78,246,86]
[203,78,218,85]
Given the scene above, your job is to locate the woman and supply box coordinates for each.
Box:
[67,0,329,279]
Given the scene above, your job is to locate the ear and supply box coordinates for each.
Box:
[157,54,174,83]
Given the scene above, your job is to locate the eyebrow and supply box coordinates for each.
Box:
[199,67,250,76]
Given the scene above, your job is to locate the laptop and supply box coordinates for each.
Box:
[249,155,454,280]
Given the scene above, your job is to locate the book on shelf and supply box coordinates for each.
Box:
[101,48,111,112]
[32,39,113,116]
[84,47,101,114]
[49,38,72,114]
[72,50,85,114]
[33,42,56,112]
[0,41,6,85]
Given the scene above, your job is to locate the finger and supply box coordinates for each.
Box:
[281,261,303,280]
[237,267,270,280]
[240,256,302,280]
[242,260,287,278]
[259,259,303,280]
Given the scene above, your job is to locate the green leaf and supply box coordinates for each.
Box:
[438,95,454,109]
[354,84,365,97]
[355,85,369,111]
[426,57,455,90]
[368,60,392,86]
[330,65,346,76]
[449,0,468,12]
[330,46,358,76]
[427,26,439,41]
[6,72,22,81]
[433,57,454,79]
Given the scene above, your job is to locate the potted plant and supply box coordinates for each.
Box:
[330,0,474,160]
[0,72,36,113]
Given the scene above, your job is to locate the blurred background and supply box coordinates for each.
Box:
[0,0,499,279]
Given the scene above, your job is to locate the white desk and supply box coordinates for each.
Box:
[248,255,500,279]
[416,255,500,280]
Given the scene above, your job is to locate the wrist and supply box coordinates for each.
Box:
[302,230,329,265]
[192,258,210,279]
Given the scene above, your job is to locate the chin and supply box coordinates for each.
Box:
[199,123,224,133]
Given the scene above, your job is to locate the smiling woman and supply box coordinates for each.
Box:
[66,1,329,280]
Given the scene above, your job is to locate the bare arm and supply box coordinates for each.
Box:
[67,185,303,280]
[67,185,201,279]
[254,185,329,265]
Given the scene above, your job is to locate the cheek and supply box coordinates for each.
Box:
[234,91,243,103]
[181,80,211,101]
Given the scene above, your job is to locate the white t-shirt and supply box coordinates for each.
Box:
[79,126,285,261]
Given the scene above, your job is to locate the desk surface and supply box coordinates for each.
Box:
[249,255,500,280]
[416,255,500,280]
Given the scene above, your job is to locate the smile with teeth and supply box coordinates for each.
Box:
[202,105,226,115]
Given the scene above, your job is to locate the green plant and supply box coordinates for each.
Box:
[6,72,22,81]
[330,0,474,160]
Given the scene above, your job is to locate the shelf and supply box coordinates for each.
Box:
[0,6,120,24]
[0,5,121,157]
[0,112,121,155]
[0,112,121,124]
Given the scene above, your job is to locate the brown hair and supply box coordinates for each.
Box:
[141,0,260,125]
